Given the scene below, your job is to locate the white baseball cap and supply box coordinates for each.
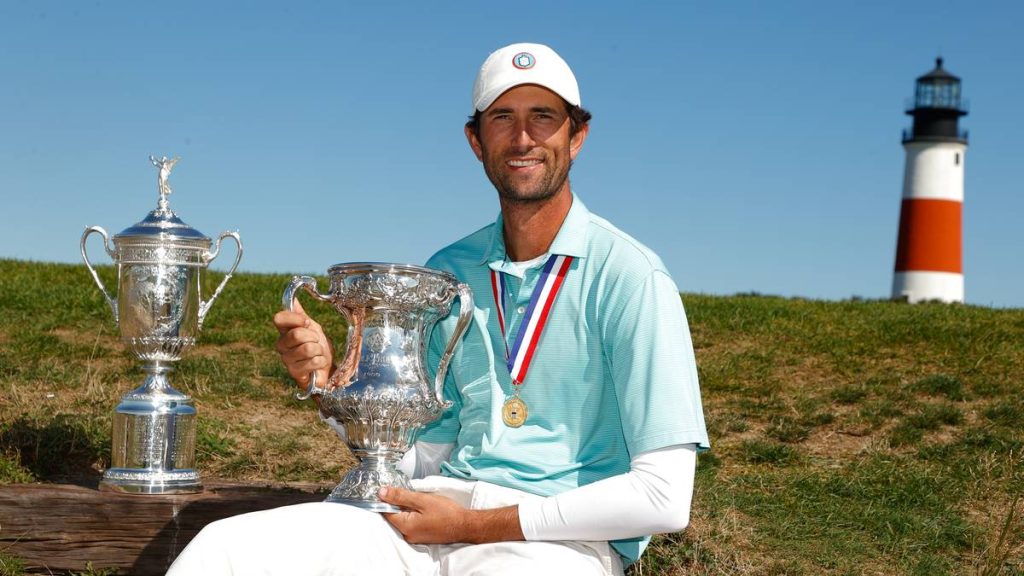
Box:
[472,43,581,113]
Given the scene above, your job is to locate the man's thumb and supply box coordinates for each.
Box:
[379,486,413,509]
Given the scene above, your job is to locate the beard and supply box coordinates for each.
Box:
[480,146,572,204]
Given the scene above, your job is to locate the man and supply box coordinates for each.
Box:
[168,42,709,576]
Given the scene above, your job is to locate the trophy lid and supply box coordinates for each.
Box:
[116,209,210,242]
[113,156,210,246]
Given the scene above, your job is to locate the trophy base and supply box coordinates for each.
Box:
[325,496,403,513]
[100,467,203,495]
[105,370,202,496]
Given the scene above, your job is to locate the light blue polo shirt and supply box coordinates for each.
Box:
[420,193,709,564]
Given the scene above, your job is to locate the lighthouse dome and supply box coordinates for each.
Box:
[913,58,963,110]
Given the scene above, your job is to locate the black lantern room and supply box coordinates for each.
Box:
[903,58,968,143]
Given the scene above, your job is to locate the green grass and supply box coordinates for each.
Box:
[0,553,26,576]
[1,259,1023,575]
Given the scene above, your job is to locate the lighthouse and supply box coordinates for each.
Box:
[892,58,968,303]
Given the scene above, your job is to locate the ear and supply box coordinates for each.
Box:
[569,122,589,161]
[465,124,484,162]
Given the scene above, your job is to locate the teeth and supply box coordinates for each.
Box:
[508,159,540,167]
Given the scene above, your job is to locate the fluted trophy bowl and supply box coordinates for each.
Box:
[283,263,473,512]
[81,156,243,494]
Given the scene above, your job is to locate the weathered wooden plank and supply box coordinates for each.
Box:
[0,480,331,575]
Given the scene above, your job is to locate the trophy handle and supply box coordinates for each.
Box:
[198,231,244,329]
[433,282,473,407]
[282,275,333,400]
[80,226,119,325]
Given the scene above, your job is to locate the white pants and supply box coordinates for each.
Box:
[166,476,624,576]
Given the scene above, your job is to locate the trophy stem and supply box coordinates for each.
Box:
[138,361,186,397]
[325,449,410,512]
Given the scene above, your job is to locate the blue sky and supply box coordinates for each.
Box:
[2,1,1021,307]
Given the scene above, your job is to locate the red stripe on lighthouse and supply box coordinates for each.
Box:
[894,198,962,274]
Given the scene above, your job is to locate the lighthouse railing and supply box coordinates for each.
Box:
[902,128,969,144]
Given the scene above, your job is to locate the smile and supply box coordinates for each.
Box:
[507,159,542,167]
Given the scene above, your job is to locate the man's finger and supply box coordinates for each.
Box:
[273,310,311,335]
[288,360,327,383]
[275,328,323,353]
[286,351,328,371]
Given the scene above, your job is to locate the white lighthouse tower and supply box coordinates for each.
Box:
[892,58,968,303]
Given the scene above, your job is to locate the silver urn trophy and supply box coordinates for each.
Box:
[81,156,243,494]
[284,263,473,511]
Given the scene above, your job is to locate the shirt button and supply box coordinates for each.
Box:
[517,306,526,314]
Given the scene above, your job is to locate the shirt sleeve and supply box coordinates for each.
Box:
[518,444,697,541]
[606,270,710,454]
[320,412,346,441]
[398,440,456,479]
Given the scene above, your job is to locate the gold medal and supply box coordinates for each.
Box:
[502,396,528,427]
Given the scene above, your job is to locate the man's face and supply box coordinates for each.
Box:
[466,85,587,204]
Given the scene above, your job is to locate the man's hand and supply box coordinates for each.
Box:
[379,487,525,545]
[273,299,333,392]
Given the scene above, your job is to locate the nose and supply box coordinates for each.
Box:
[511,119,537,152]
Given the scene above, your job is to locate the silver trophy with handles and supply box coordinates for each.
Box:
[81,156,243,494]
[283,263,472,511]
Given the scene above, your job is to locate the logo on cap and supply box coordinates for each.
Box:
[512,52,535,70]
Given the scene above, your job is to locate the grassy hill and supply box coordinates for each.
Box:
[0,258,1021,575]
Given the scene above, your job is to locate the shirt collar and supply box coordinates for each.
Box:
[481,192,590,271]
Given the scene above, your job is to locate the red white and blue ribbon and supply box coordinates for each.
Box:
[490,254,574,385]
[490,269,510,358]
